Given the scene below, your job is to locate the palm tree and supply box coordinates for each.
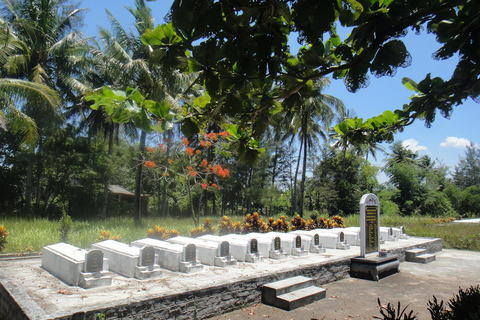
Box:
[0,0,87,213]
[285,78,345,217]
[88,0,188,222]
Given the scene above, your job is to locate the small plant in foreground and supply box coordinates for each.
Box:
[97,230,121,241]
[59,212,73,243]
[374,299,418,320]
[0,225,8,252]
[428,285,480,320]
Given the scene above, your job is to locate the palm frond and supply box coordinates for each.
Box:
[0,78,61,109]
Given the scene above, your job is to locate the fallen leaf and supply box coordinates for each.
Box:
[58,290,73,295]
[262,315,270,318]
[142,286,147,291]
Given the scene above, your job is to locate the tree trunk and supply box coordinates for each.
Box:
[101,129,115,219]
[299,125,308,218]
[293,138,303,215]
[187,179,199,226]
[134,130,146,225]
[269,144,278,216]
[161,130,172,216]
[25,145,35,215]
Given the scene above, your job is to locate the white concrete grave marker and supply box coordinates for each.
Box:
[42,242,112,289]
[131,238,203,273]
[92,240,162,280]
[168,236,237,267]
[360,193,380,257]
[289,230,326,253]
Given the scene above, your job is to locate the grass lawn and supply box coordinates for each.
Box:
[1,214,479,254]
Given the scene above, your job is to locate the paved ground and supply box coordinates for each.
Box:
[208,249,480,320]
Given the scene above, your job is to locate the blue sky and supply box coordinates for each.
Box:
[80,0,479,180]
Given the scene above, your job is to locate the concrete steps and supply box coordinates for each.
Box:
[405,248,436,264]
[262,276,326,310]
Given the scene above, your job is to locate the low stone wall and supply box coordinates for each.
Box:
[53,257,350,320]
[0,238,442,320]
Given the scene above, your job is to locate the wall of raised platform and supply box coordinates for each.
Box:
[0,238,442,320]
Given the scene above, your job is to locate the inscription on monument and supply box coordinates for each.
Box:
[366,205,379,254]
[274,237,281,251]
[339,232,345,243]
[295,235,302,248]
[141,246,155,266]
[85,250,103,273]
[185,244,196,262]
[314,234,319,246]
[250,239,258,254]
[220,241,229,257]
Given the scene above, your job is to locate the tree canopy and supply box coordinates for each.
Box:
[136,0,480,159]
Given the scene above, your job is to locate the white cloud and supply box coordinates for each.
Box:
[440,137,471,148]
[402,139,428,153]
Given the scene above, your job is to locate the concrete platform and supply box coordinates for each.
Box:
[208,249,480,320]
[0,236,441,320]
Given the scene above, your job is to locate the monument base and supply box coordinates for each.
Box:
[134,265,163,280]
[245,253,263,263]
[214,256,237,267]
[269,250,288,260]
[78,271,112,289]
[291,248,309,256]
[179,261,204,273]
[350,255,399,281]
[336,243,351,250]
[310,246,326,254]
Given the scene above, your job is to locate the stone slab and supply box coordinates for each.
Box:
[276,286,327,311]
[350,255,400,281]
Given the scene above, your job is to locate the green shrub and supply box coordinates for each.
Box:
[59,212,73,243]
[428,285,480,320]
[0,225,8,251]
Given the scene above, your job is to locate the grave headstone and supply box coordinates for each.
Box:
[225,234,269,261]
[201,235,254,262]
[42,243,111,289]
[131,238,203,273]
[168,236,237,267]
[269,232,307,256]
[247,233,289,259]
[295,235,302,249]
[92,240,162,279]
[250,238,258,254]
[220,241,230,258]
[289,230,325,253]
[274,237,281,251]
[140,246,155,267]
[185,243,196,262]
[85,249,103,273]
[360,193,380,257]
[352,193,400,281]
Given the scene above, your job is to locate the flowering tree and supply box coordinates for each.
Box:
[143,131,231,225]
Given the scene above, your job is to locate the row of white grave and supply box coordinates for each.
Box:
[41,226,407,288]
